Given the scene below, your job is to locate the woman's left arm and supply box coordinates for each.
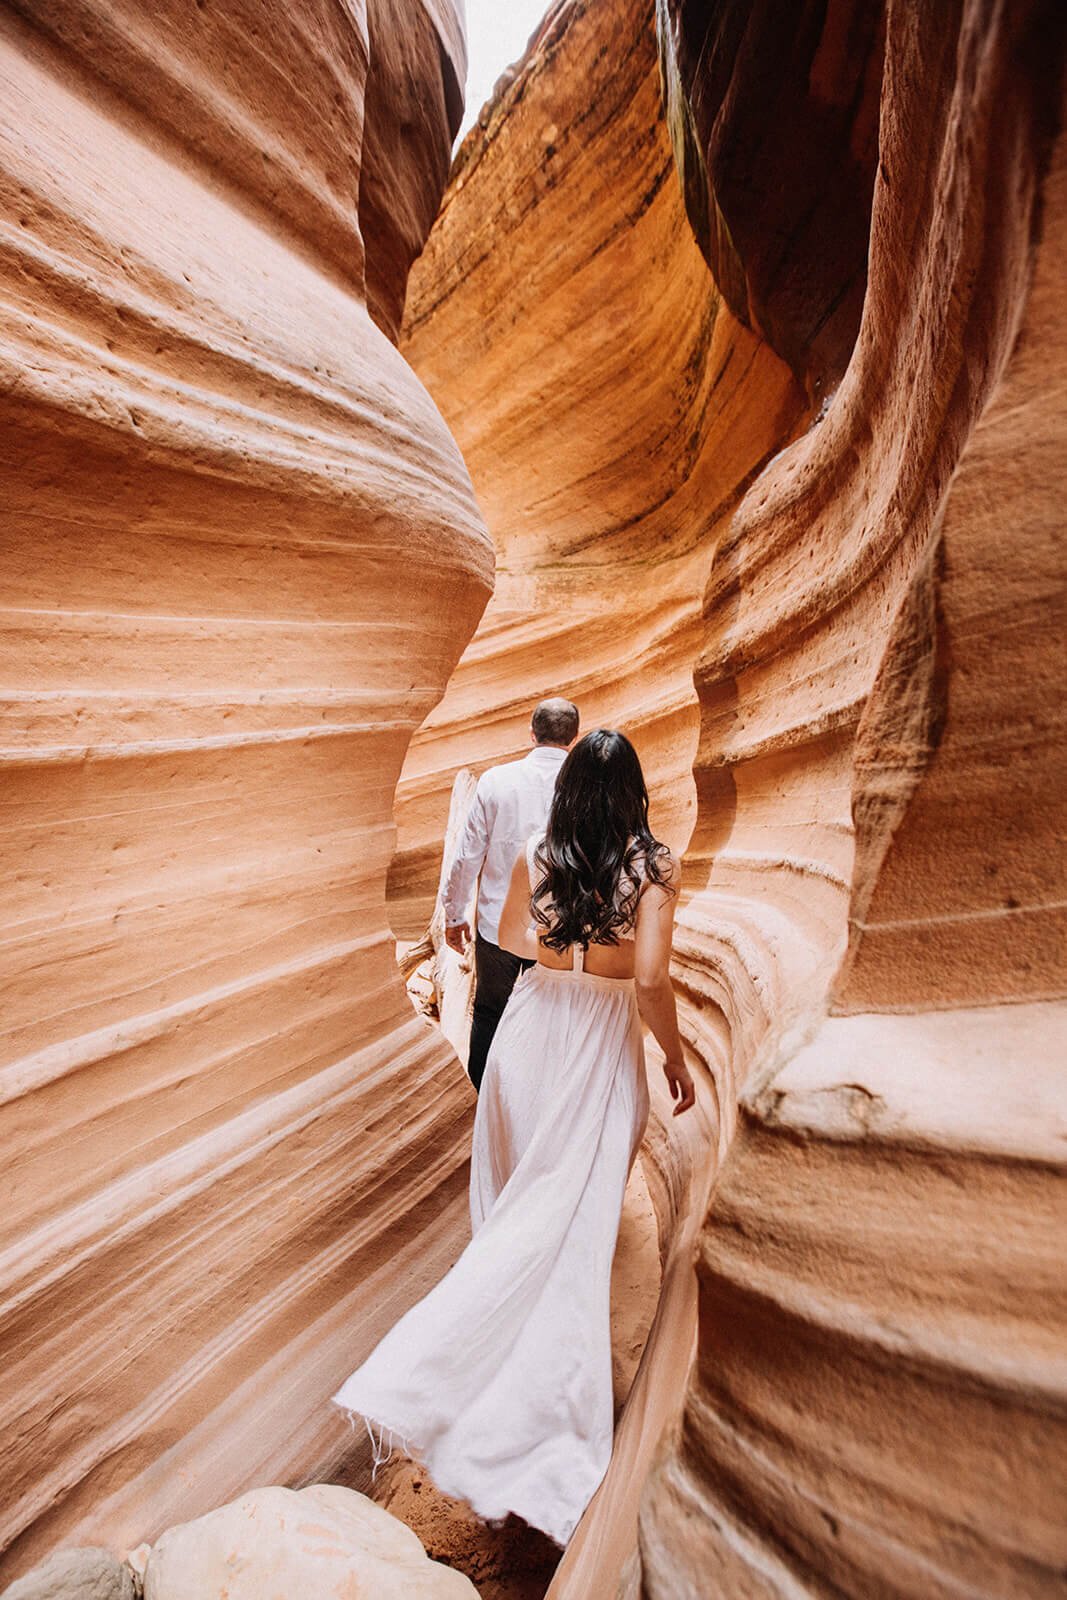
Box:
[497,849,539,960]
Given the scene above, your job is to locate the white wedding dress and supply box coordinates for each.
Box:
[332,838,649,1546]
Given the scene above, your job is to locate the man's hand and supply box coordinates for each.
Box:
[663,1058,696,1116]
[445,922,471,954]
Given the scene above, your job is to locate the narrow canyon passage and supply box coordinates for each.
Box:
[388,1,1067,1595]
[356,1147,662,1599]
[0,0,1064,1596]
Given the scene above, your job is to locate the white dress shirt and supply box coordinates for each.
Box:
[443,745,568,947]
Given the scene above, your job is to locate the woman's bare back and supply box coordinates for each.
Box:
[535,934,636,978]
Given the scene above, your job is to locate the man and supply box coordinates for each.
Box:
[444,697,579,1091]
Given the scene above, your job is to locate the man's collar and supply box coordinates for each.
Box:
[526,744,568,762]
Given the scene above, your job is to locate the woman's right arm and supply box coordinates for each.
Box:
[633,851,695,1115]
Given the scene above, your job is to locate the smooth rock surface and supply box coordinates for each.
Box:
[391,0,807,935]
[141,1485,477,1599]
[0,1547,136,1600]
[638,1,1067,1596]
[0,0,489,1585]
[386,0,1066,1595]
[3,0,1063,1594]
[391,4,804,1593]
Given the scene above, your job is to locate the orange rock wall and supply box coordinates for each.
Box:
[394,0,1066,1594]
[0,0,490,1582]
[392,0,808,937]
[4,0,1061,1589]
[642,1,1067,1595]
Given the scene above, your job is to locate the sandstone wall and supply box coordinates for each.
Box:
[393,0,1066,1594]
[392,0,808,938]
[391,3,814,1590]
[0,0,490,1582]
[6,0,1061,1588]
[641,1,1067,1595]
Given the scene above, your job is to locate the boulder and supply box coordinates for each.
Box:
[1,1547,137,1600]
[142,1485,478,1599]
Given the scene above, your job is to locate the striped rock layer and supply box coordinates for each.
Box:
[392,0,808,932]
[0,0,491,1583]
[394,1,1067,1595]
[3,0,1064,1592]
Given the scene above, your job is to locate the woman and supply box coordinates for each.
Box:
[333,730,694,1546]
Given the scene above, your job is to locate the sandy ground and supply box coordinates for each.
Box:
[372,1155,662,1597]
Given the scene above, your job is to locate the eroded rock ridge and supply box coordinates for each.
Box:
[0,0,490,1583]
[394,1,1066,1595]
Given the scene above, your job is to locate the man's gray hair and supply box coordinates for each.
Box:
[532,698,579,746]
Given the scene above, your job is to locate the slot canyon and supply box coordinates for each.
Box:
[1,0,1064,1596]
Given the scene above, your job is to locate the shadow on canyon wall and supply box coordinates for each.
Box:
[0,0,1064,1594]
[394,1,1066,1595]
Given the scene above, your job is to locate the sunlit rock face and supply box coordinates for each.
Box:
[390,2,811,1592]
[641,2,1067,1595]
[392,0,1065,1593]
[391,0,808,938]
[0,0,490,1583]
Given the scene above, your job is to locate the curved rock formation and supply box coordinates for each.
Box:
[657,0,885,396]
[640,2,1067,1596]
[391,0,1066,1594]
[391,0,808,937]
[0,0,490,1583]
[4,0,1063,1591]
[142,1485,479,1598]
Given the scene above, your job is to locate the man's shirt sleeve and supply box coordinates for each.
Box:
[442,776,492,927]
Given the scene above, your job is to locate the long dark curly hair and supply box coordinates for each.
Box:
[531,729,674,952]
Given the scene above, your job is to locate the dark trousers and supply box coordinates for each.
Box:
[467,934,533,1092]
